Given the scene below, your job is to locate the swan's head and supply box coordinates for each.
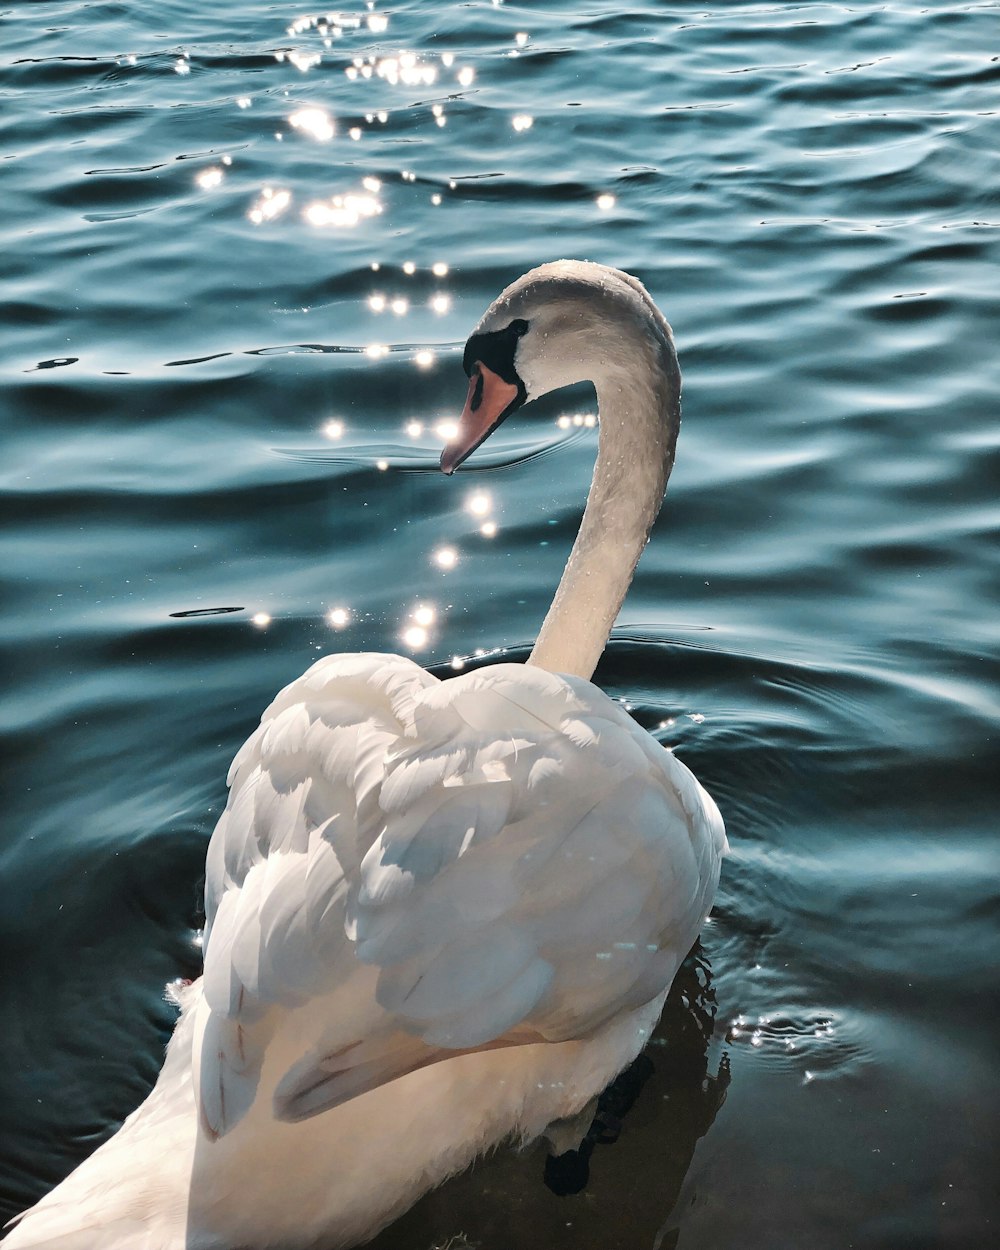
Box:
[441,259,674,474]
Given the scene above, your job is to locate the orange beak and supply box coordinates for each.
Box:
[440,362,520,474]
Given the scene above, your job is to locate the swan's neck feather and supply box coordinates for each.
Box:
[524,277,680,680]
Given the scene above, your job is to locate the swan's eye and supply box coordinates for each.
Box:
[462,319,530,380]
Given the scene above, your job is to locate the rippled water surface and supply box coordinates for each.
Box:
[2,1,998,1246]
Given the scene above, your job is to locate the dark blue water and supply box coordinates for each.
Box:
[2,2,998,1246]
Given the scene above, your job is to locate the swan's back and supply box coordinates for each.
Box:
[198,652,725,1136]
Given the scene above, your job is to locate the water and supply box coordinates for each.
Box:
[2,1,998,1245]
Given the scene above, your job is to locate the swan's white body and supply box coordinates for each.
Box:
[5,261,726,1250]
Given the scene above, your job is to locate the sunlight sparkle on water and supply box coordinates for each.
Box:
[596,193,616,211]
[402,626,428,649]
[467,491,492,517]
[322,419,344,439]
[435,420,459,441]
[376,458,388,471]
[287,50,322,73]
[432,262,449,277]
[196,167,223,189]
[289,107,335,141]
[357,51,437,87]
[512,115,533,132]
[406,421,423,438]
[390,298,408,315]
[433,547,458,570]
[304,189,382,227]
[415,350,435,368]
[248,187,292,224]
[251,612,271,628]
[481,521,498,537]
[365,343,388,359]
[457,66,475,87]
[368,294,386,312]
[430,293,451,314]
[403,261,416,275]
[327,607,350,629]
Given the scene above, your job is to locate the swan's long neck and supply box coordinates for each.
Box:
[527,336,681,682]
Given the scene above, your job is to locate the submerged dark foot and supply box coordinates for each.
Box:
[543,1053,655,1196]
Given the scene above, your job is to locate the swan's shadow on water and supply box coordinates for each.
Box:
[364,944,729,1250]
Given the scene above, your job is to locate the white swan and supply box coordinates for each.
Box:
[5,260,726,1250]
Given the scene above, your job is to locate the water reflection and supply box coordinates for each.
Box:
[546,946,730,1248]
[364,946,729,1249]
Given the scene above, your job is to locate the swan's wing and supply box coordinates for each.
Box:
[351,663,726,1045]
[196,653,437,1137]
[195,656,725,1137]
